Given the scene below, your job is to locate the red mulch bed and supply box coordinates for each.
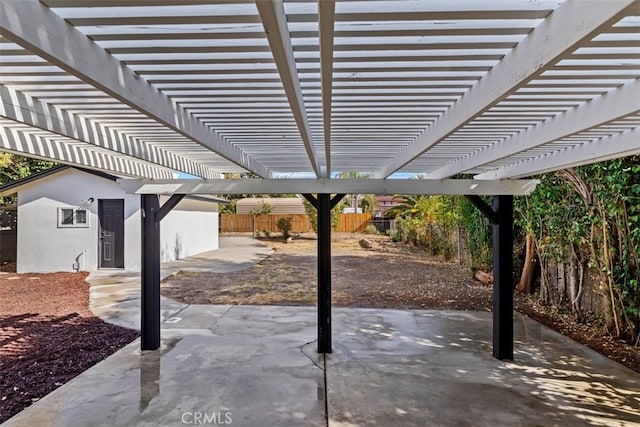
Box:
[0,272,138,423]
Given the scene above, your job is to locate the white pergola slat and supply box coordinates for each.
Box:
[0,0,268,177]
[375,0,637,178]
[0,85,222,179]
[425,78,640,179]
[0,0,637,186]
[0,118,173,179]
[476,123,640,180]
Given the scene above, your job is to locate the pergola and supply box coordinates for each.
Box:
[1,0,639,360]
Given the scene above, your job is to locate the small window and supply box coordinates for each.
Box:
[58,208,89,228]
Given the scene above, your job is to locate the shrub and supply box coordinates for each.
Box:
[276,216,293,240]
[365,224,378,234]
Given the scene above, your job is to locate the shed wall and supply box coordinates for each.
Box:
[14,170,219,272]
[16,169,141,273]
[160,196,219,263]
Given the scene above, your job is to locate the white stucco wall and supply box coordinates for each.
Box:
[160,196,219,263]
[15,169,219,273]
[16,169,141,273]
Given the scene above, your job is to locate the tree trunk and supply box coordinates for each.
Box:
[567,244,583,321]
[516,233,536,294]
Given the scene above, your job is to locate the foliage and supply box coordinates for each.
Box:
[303,197,343,233]
[365,224,378,234]
[248,202,272,237]
[218,200,236,214]
[458,197,493,271]
[248,202,272,216]
[389,195,460,259]
[360,194,375,213]
[516,156,640,345]
[0,153,55,185]
[276,216,292,240]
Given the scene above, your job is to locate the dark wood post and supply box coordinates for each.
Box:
[492,195,514,360]
[141,194,161,350]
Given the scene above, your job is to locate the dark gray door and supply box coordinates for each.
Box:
[98,199,124,268]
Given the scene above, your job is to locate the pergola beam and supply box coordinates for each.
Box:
[375,0,636,178]
[0,0,269,177]
[0,85,221,179]
[477,126,640,180]
[118,178,539,196]
[319,0,335,176]
[255,0,323,177]
[426,78,640,179]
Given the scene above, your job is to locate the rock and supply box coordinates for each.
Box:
[359,238,373,249]
[474,270,493,284]
[286,237,293,244]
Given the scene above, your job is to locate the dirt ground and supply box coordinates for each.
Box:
[163,234,490,310]
[163,233,640,373]
[0,272,138,423]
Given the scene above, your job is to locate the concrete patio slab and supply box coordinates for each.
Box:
[86,236,273,329]
[327,309,640,427]
[4,307,639,427]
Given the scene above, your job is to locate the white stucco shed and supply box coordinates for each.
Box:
[0,166,220,273]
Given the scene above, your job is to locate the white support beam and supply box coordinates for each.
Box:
[0,123,173,179]
[319,0,335,176]
[426,78,640,179]
[255,0,322,177]
[476,127,640,180]
[375,0,636,178]
[0,85,221,179]
[0,0,270,177]
[117,178,539,196]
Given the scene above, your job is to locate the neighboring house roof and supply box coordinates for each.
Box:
[236,197,305,214]
[0,165,228,204]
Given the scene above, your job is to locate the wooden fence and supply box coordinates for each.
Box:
[334,213,372,233]
[220,213,373,233]
[221,214,311,233]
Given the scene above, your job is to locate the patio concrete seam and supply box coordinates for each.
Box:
[208,304,234,330]
[323,353,328,427]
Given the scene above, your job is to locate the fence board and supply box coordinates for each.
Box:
[220,213,373,233]
[335,213,372,233]
[221,214,312,233]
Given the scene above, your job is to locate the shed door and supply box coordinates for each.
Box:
[98,199,124,268]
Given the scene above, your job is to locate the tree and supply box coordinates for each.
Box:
[360,194,375,214]
[0,154,55,185]
[249,202,272,237]
[515,157,640,344]
[303,197,342,233]
[386,194,461,259]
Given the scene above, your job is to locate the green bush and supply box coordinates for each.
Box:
[276,216,293,240]
[365,224,378,234]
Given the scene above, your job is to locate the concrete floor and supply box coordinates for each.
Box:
[4,307,640,427]
[86,236,273,329]
[5,237,640,426]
